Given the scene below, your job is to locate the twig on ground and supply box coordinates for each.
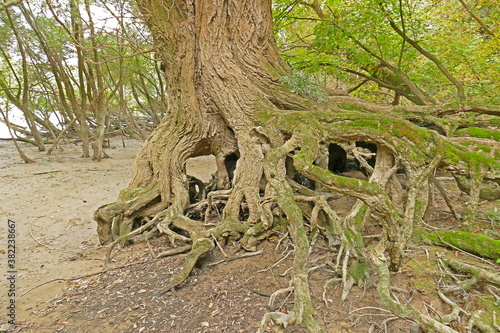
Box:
[207,249,263,267]
[269,286,294,311]
[211,232,227,257]
[28,225,54,250]
[347,307,393,315]
[257,248,293,273]
[32,170,61,175]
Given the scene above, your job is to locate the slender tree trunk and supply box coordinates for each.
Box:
[0,107,34,163]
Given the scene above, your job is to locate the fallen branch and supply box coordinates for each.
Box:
[430,175,461,220]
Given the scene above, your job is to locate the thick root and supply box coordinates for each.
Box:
[161,237,215,293]
[425,231,500,260]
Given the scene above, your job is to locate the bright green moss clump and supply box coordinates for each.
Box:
[456,127,500,142]
[425,230,500,260]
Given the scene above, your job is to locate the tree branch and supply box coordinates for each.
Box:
[380,4,466,102]
[457,0,496,38]
[0,0,22,11]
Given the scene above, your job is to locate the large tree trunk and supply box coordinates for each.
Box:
[94,1,500,332]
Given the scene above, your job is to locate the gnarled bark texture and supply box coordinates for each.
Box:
[94,1,500,332]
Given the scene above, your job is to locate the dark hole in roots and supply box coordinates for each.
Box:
[131,196,162,231]
[194,251,213,270]
[286,154,316,190]
[356,141,377,168]
[186,155,217,201]
[328,142,377,178]
[188,175,206,204]
[224,153,239,183]
[239,200,250,222]
[328,143,347,173]
[294,172,315,190]
[171,226,190,239]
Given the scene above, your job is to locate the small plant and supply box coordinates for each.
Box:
[281,72,326,102]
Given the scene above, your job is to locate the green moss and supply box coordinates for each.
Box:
[456,127,500,142]
[414,280,436,292]
[425,231,500,260]
[349,261,370,280]
[118,183,157,201]
[338,102,361,111]
[480,297,499,317]
[411,227,427,244]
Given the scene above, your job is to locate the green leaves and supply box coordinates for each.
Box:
[273,0,500,105]
[281,72,326,101]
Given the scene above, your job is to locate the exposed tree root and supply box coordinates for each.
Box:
[467,310,496,333]
[160,237,215,293]
[425,231,500,260]
[442,259,500,286]
[370,243,459,333]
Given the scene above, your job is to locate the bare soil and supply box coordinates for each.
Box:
[0,138,498,332]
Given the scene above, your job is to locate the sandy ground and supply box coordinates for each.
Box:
[0,137,216,329]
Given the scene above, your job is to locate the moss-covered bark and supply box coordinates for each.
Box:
[425,231,500,260]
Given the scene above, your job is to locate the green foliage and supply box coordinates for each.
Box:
[273,0,500,105]
[281,72,326,102]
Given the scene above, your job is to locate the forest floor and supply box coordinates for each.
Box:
[0,137,498,333]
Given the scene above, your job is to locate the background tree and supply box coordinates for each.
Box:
[0,0,163,160]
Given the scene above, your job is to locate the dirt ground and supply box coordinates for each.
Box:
[0,138,498,332]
